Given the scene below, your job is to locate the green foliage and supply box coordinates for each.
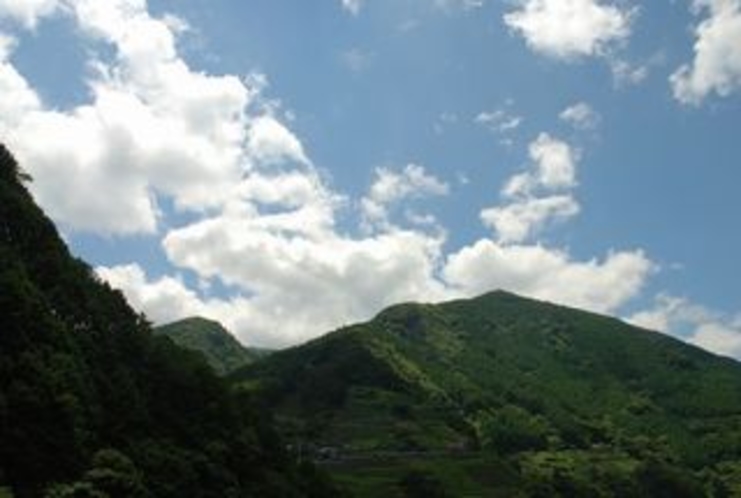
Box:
[634,459,705,498]
[237,290,741,496]
[154,317,257,375]
[476,405,550,453]
[0,145,343,497]
[398,469,449,498]
[45,449,146,498]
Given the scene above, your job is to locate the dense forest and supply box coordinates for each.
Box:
[236,291,741,496]
[154,317,259,375]
[0,144,342,497]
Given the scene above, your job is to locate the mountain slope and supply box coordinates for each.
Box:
[155,317,257,375]
[0,145,341,498]
[235,290,741,495]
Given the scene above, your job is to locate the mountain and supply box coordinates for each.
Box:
[234,290,741,496]
[155,317,258,375]
[0,145,341,498]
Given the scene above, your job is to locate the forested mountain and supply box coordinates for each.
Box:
[235,290,741,496]
[0,145,341,498]
[155,317,258,375]
[6,136,741,496]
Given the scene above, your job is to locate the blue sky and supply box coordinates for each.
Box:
[1,0,740,354]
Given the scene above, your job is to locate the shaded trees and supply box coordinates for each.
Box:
[0,144,342,497]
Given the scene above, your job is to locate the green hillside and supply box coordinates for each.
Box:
[155,317,257,375]
[235,291,741,496]
[0,145,341,497]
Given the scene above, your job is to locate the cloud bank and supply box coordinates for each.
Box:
[0,0,657,348]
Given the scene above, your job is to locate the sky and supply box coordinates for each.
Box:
[1,0,740,356]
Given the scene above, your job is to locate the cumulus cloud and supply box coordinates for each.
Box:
[559,102,600,130]
[0,0,657,347]
[475,109,523,134]
[482,133,579,243]
[247,114,310,166]
[96,162,449,346]
[441,124,654,315]
[1,0,269,234]
[629,294,741,359]
[610,59,649,87]
[0,35,41,133]
[690,321,741,359]
[161,210,448,345]
[481,195,580,243]
[522,133,579,190]
[361,164,449,230]
[445,242,652,314]
[671,0,741,105]
[504,0,633,59]
[440,127,652,316]
[97,264,206,324]
[0,0,59,28]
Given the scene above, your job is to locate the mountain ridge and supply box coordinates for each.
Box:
[155,316,258,375]
[0,144,341,497]
[234,289,741,495]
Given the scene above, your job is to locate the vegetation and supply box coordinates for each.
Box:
[155,317,258,375]
[5,138,741,496]
[235,290,741,496]
[0,145,342,497]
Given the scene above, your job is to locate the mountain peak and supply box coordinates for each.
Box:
[237,290,741,485]
[170,315,219,325]
[155,316,256,375]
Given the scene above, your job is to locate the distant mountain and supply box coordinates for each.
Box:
[155,317,258,375]
[0,145,341,498]
[235,290,741,496]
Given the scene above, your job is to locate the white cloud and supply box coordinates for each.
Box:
[1,0,277,234]
[610,59,649,87]
[0,0,59,28]
[440,127,654,315]
[475,109,523,134]
[341,0,363,16]
[628,294,706,332]
[96,161,450,346]
[161,210,448,345]
[444,242,653,314]
[361,164,449,230]
[690,321,741,358]
[671,0,741,105]
[366,164,449,207]
[504,0,633,59]
[237,170,329,210]
[247,114,310,166]
[629,294,741,359]
[559,102,600,130]
[0,35,41,134]
[3,0,657,348]
[97,264,206,324]
[483,133,580,243]
[524,133,579,191]
[481,195,580,243]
